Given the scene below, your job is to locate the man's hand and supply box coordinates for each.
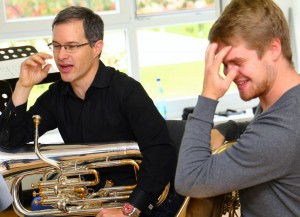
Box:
[19,52,53,88]
[12,52,53,106]
[202,43,237,100]
[96,208,127,217]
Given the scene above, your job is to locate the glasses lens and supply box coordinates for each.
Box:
[48,43,53,50]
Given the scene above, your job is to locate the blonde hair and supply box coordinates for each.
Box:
[209,0,293,65]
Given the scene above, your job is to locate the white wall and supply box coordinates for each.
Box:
[292,0,300,72]
[274,0,292,17]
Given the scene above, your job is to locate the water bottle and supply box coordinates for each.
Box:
[155,78,167,119]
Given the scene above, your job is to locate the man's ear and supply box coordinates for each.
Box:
[93,40,104,57]
[269,38,282,61]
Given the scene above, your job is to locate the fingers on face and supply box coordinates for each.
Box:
[205,43,218,67]
[225,68,238,83]
[206,43,232,69]
[215,46,232,68]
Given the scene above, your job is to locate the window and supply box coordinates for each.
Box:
[4,0,117,20]
[136,0,215,16]
[138,23,213,100]
[0,0,257,119]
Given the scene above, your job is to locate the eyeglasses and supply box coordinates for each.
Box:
[48,42,91,53]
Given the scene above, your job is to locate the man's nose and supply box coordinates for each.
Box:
[57,46,69,59]
[224,65,238,75]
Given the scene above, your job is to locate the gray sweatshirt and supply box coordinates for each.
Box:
[175,85,300,217]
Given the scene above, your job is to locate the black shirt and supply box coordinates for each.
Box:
[0,60,176,213]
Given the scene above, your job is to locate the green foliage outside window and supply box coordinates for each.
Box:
[136,0,215,15]
[5,0,116,19]
[149,23,212,39]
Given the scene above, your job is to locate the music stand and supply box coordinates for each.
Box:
[0,45,60,90]
[0,45,38,61]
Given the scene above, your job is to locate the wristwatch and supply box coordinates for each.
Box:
[122,202,140,217]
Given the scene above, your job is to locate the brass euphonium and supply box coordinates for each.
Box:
[212,142,240,217]
[0,115,169,216]
[176,141,240,217]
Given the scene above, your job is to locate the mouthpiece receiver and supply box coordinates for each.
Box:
[32,115,42,128]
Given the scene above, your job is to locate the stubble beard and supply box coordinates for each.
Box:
[239,63,276,102]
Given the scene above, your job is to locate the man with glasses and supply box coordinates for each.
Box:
[0,6,183,217]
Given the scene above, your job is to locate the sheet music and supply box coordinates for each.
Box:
[0,57,59,80]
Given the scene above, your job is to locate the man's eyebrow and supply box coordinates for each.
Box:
[52,41,79,44]
[223,57,245,64]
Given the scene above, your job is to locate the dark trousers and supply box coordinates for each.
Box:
[141,191,185,217]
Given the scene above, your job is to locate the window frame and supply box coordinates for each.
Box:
[0,0,258,119]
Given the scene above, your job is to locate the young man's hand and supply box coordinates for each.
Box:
[202,43,237,100]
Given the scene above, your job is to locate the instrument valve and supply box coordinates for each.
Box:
[32,191,40,197]
[74,187,88,199]
[34,199,41,206]
[54,183,59,195]
[58,175,68,185]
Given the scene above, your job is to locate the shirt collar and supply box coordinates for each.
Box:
[91,60,113,88]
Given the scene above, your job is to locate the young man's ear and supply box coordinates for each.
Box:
[269,38,282,61]
[93,40,104,57]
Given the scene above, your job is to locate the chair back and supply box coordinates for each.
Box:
[166,120,186,157]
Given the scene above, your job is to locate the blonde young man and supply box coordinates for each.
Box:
[175,0,300,216]
[0,6,183,217]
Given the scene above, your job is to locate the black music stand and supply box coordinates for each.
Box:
[0,45,60,90]
[0,45,38,61]
[0,46,35,114]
